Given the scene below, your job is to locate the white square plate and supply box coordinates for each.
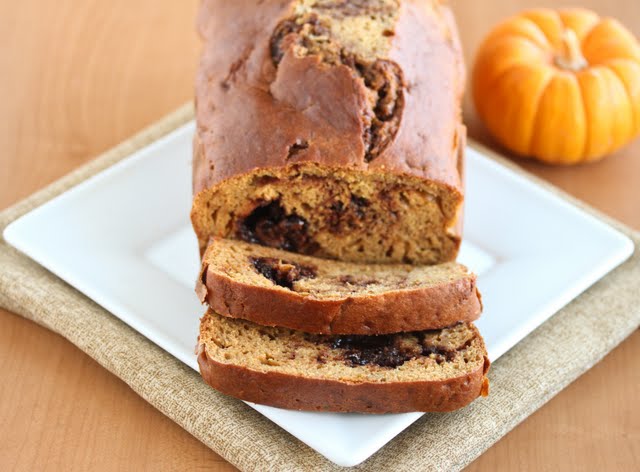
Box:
[4,122,633,467]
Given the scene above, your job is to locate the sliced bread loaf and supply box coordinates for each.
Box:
[197,239,482,335]
[197,310,489,413]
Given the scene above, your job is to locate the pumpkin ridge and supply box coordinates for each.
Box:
[577,70,600,160]
[601,67,635,155]
[558,9,600,41]
[474,62,553,153]
[517,17,552,49]
[579,19,609,67]
[572,73,589,160]
[484,17,550,50]
[499,34,551,56]
[582,19,640,64]
[527,72,556,157]
[580,19,604,45]
[550,10,564,46]
[604,60,640,135]
[474,34,552,78]
[521,9,564,50]
[476,35,550,85]
[481,63,543,105]
[584,23,602,43]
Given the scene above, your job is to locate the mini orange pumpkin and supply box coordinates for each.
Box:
[472,8,640,164]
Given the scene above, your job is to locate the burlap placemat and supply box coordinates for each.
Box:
[1,104,639,471]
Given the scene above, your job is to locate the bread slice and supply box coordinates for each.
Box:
[197,239,482,335]
[197,310,490,413]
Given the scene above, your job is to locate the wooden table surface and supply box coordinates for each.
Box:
[1,1,638,470]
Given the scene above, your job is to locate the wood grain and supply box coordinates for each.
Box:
[0,0,638,470]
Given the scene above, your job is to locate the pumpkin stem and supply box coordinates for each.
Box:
[555,29,588,71]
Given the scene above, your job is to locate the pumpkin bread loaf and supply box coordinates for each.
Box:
[197,310,490,413]
[191,0,466,264]
[197,238,482,334]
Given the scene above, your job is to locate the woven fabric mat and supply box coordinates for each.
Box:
[1,104,639,471]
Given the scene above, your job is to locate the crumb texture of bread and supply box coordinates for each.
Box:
[198,239,482,334]
[192,0,466,264]
[197,311,490,413]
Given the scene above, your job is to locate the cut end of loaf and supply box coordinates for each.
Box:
[192,163,462,264]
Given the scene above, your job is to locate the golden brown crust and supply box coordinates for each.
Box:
[197,257,482,335]
[194,0,464,192]
[192,1,467,264]
[197,348,489,413]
